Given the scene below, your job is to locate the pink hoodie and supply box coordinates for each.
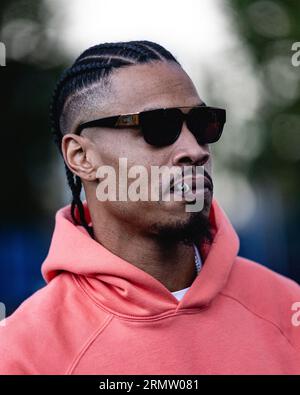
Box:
[0,199,299,375]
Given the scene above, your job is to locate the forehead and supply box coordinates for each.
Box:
[103,61,203,114]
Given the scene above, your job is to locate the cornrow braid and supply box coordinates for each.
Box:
[50,40,181,238]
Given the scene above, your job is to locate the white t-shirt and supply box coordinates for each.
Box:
[171,286,191,301]
[171,244,202,301]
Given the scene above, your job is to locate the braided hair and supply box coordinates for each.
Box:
[50,40,181,238]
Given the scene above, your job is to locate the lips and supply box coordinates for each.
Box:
[170,175,213,193]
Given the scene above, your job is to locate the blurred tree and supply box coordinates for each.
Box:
[0,0,68,314]
[226,0,300,206]
[0,0,67,223]
[225,0,300,280]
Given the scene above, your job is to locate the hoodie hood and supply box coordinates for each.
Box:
[41,198,240,318]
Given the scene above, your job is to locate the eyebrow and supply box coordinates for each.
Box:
[142,102,206,111]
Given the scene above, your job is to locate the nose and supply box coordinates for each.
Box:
[171,121,210,167]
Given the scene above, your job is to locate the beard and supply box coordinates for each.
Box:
[148,205,214,248]
[149,170,214,247]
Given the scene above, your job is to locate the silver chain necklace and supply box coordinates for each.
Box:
[193,244,202,275]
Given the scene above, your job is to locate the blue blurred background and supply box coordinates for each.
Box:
[0,0,299,316]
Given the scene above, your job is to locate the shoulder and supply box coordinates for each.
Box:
[222,256,300,350]
[0,273,110,374]
[227,256,300,298]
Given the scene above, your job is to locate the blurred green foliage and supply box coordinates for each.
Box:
[227,0,300,206]
[0,0,65,223]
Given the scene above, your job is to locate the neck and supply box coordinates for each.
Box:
[88,207,197,293]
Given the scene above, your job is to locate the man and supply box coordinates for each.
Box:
[0,40,299,374]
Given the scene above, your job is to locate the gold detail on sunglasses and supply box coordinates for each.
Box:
[115,114,139,127]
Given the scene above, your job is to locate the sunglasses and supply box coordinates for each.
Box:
[75,104,226,147]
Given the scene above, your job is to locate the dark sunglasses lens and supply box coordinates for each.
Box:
[187,108,226,144]
[140,109,182,147]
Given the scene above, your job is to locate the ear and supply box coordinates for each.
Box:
[61,133,97,181]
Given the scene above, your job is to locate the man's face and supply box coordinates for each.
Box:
[72,61,213,242]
